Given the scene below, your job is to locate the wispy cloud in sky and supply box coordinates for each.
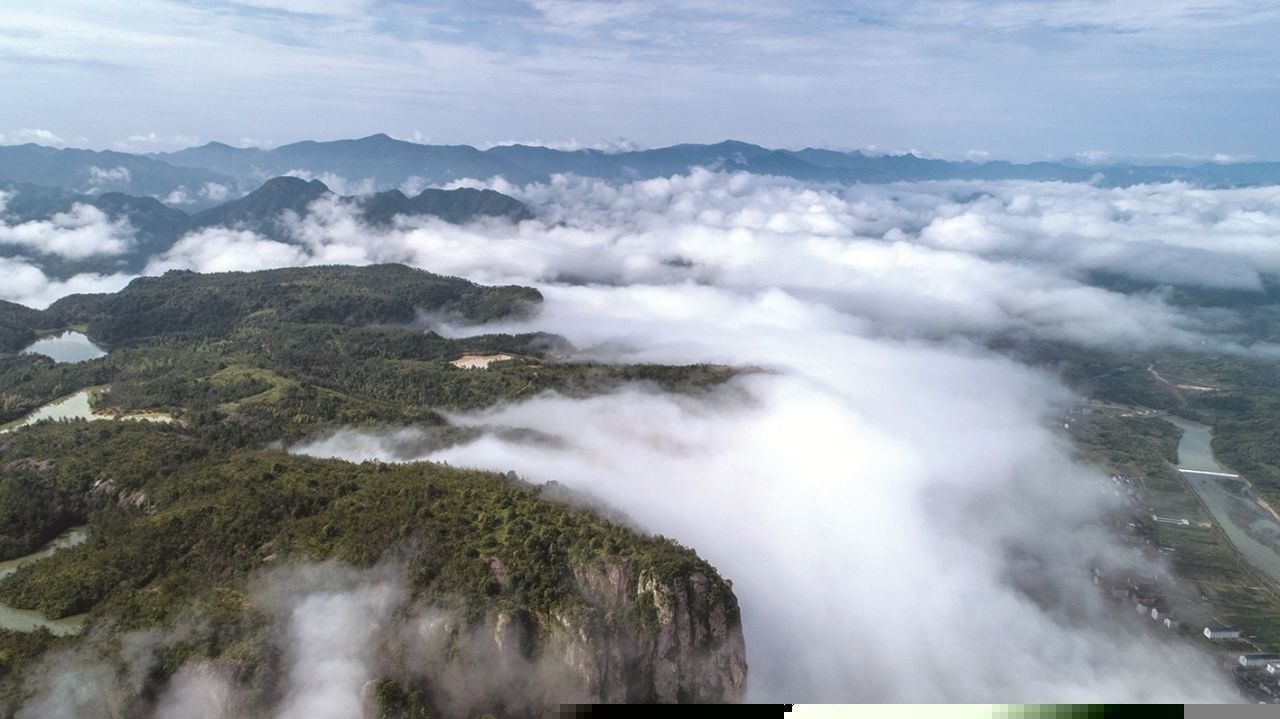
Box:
[1,1,1278,158]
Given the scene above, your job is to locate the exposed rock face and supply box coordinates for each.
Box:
[379,558,746,716]
[566,557,748,703]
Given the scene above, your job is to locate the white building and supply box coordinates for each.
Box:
[1238,654,1280,668]
[1205,626,1243,640]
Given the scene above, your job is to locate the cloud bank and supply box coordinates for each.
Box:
[269,171,1279,701]
[128,171,1280,350]
[0,257,133,309]
[13,171,1279,352]
[0,202,134,260]
[297,279,1238,702]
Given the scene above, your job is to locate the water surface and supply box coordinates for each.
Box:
[0,527,88,635]
[21,332,106,363]
[0,389,175,434]
[0,391,97,433]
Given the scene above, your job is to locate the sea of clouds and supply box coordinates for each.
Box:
[7,170,1278,704]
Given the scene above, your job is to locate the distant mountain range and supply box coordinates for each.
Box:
[155,135,1280,190]
[0,143,230,198]
[0,176,533,277]
[5,136,1280,212]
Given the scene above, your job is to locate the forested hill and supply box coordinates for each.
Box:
[0,301,54,354]
[45,263,543,345]
[0,263,746,715]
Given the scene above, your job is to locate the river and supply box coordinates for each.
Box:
[1167,416,1280,586]
[0,527,88,635]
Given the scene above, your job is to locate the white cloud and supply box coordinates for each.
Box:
[269,170,1280,702]
[313,172,1242,347]
[478,137,643,153]
[0,203,134,259]
[86,165,132,189]
[256,564,403,719]
[19,171,1276,349]
[1075,150,1112,165]
[162,188,194,205]
[201,182,230,202]
[110,132,201,151]
[0,257,133,309]
[0,128,67,146]
[398,176,428,196]
[235,0,372,16]
[35,560,658,715]
[145,227,309,274]
[152,663,240,719]
[904,0,1280,34]
[161,182,231,205]
[389,130,429,145]
[2,0,1279,157]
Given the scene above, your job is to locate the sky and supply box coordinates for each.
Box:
[2,0,1280,161]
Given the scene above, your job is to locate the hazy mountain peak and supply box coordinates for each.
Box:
[259,176,330,194]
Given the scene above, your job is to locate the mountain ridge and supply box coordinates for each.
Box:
[0,177,534,276]
[10,137,1276,281]
[5,137,1278,204]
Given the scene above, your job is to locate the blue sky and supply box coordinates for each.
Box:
[2,0,1279,160]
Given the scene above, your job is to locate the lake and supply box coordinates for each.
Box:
[1,391,98,433]
[0,389,176,434]
[21,332,106,363]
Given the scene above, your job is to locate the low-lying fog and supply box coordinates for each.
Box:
[298,283,1234,702]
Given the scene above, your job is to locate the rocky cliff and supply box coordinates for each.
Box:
[368,557,747,718]
[568,557,747,703]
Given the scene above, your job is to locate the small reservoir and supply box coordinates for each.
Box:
[0,389,175,434]
[21,332,106,363]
